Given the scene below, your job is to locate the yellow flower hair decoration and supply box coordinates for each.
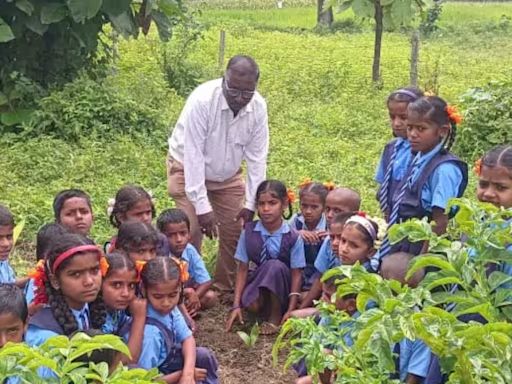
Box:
[287,188,296,204]
[446,105,463,125]
[424,90,436,97]
[473,158,482,176]
[99,257,110,277]
[171,257,190,282]
[323,181,336,191]
[298,178,312,189]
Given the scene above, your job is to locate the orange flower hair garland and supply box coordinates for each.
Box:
[28,260,48,305]
[135,260,146,281]
[171,257,190,282]
[287,189,296,204]
[323,181,336,191]
[99,257,110,277]
[298,178,312,189]
[446,105,463,125]
[473,158,482,176]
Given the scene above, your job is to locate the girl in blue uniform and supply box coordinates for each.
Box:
[115,220,159,263]
[134,257,218,384]
[101,251,146,365]
[374,96,468,269]
[376,88,424,221]
[0,205,17,284]
[53,189,94,237]
[289,181,328,292]
[226,180,306,335]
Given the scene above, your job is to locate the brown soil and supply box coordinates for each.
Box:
[194,304,297,384]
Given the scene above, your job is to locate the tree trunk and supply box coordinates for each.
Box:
[372,0,383,83]
[317,0,333,27]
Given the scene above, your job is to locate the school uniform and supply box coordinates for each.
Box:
[376,138,413,217]
[24,278,35,305]
[235,220,305,313]
[104,232,170,257]
[289,213,327,290]
[102,309,129,335]
[131,305,218,383]
[314,237,339,276]
[174,243,211,286]
[395,338,431,382]
[0,260,15,284]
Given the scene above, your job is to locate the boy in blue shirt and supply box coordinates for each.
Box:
[157,208,218,317]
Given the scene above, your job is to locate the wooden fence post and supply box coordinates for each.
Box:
[410,30,420,87]
[218,30,226,71]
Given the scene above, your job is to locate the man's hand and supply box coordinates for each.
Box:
[197,211,218,239]
[235,208,255,226]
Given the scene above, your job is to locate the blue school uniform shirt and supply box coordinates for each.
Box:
[314,237,339,274]
[25,304,91,347]
[375,138,412,184]
[0,260,15,283]
[412,142,463,212]
[25,278,35,305]
[317,311,359,349]
[234,221,306,269]
[103,310,129,334]
[136,305,192,370]
[398,338,431,381]
[175,243,211,285]
[289,213,327,233]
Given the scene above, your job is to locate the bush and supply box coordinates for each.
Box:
[456,79,512,161]
[18,75,168,143]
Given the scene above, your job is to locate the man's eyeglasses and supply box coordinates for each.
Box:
[223,78,255,99]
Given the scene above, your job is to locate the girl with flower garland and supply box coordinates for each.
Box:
[105,185,169,256]
[373,96,468,269]
[226,180,306,335]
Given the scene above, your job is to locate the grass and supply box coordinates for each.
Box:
[1,1,512,270]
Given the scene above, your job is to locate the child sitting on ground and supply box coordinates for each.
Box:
[53,189,94,236]
[157,209,218,317]
[0,205,28,288]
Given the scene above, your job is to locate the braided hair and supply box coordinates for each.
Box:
[141,256,180,288]
[109,185,155,228]
[45,233,106,336]
[407,96,457,152]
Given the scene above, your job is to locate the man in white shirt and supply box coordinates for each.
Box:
[167,55,269,291]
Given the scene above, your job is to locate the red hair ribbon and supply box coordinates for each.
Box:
[446,105,463,125]
[473,158,482,176]
[287,189,296,204]
[356,211,367,218]
[171,257,190,282]
[28,260,49,305]
[298,178,312,189]
[323,181,336,191]
[52,245,102,274]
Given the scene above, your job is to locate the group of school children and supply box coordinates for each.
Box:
[0,90,511,384]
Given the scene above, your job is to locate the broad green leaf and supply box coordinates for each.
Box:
[12,219,25,247]
[158,0,181,16]
[15,0,34,15]
[0,92,8,106]
[0,17,15,43]
[250,322,260,342]
[109,10,136,38]
[454,303,497,323]
[237,331,252,346]
[0,109,33,126]
[25,14,49,35]
[41,3,69,24]
[351,0,374,19]
[101,0,131,16]
[337,0,353,13]
[488,271,512,292]
[67,0,103,23]
[391,0,414,25]
[152,10,172,41]
[380,0,395,5]
[425,276,463,291]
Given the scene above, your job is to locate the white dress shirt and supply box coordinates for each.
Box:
[168,78,269,215]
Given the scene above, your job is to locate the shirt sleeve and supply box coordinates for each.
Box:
[234,230,249,264]
[423,162,463,211]
[243,104,269,211]
[24,326,59,347]
[172,309,193,343]
[290,235,306,269]
[314,238,332,274]
[182,98,212,215]
[138,324,166,370]
[375,152,386,184]
[187,246,211,285]
[405,339,431,379]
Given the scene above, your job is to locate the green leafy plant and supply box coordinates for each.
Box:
[237,322,260,348]
[0,332,159,383]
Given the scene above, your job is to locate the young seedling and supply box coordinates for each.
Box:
[237,322,260,348]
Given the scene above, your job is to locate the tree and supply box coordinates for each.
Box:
[331,0,427,82]
[0,0,190,124]
[317,0,334,28]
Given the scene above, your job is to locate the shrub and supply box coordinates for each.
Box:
[457,79,512,161]
[18,75,168,143]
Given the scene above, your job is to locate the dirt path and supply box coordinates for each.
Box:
[195,304,297,384]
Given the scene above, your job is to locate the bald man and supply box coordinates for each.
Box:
[167,55,269,292]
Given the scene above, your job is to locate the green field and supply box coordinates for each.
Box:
[2,2,512,267]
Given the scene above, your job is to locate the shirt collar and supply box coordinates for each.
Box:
[417,141,444,165]
[296,213,326,231]
[147,303,170,324]
[254,220,291,236]
[70,304,89,324]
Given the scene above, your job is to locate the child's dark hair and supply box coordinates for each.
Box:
[157,208,190,232]
[331,211,356,228]
[104,251,136,279]
[0,204,14,227]
[116,221,158,252]
[53,189,92,221]
[110,185,155,228]
[141,256,180,288]
[256,180,293,219]
[0,283,27,323]
[36,223,68,261]
[481,145,512,173]
[387,87,424,104]
[407,96,457,151]
[344,217,379,248]
[45,233,105,336]
[299,182,329,206]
